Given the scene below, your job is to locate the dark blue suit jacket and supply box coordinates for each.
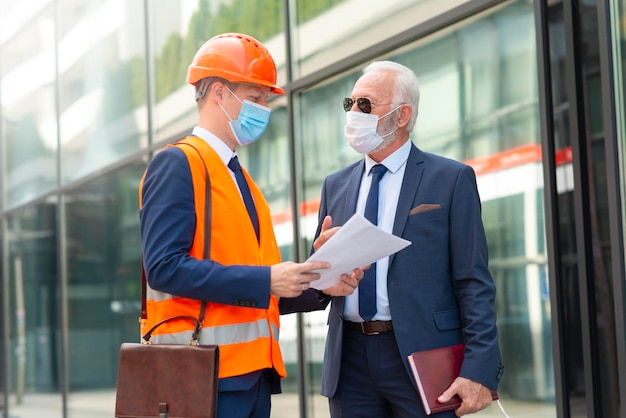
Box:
[315,143,503,398]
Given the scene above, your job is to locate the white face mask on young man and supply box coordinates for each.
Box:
[344,106,400,153]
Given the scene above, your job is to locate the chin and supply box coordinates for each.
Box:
[371,136,395,154]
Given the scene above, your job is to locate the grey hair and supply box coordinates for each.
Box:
[362,61,420,132]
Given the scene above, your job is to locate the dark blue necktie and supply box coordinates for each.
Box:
[228,156,259,241]
[359,164,387,322]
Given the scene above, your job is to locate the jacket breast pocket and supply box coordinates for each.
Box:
[407,203,444,224]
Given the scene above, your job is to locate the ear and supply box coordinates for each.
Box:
[212,81,225,101]
[397,104,412,129]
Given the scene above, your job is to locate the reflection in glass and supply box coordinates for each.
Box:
[1,4,58,209]
[296,1,556,416]
[546,1,621,415]
[291,0,465,79]
[147,0,286,143]
[7,200,62,416]
[57,0,147,183]
[64,162,145,417]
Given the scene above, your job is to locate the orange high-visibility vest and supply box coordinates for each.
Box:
[138,136,285,379]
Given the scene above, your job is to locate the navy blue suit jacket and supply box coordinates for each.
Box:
[315,143,503,397]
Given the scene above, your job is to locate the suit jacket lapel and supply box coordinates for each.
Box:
[390,144,424,265]
[344,160,365,224]
[330,161,364,312]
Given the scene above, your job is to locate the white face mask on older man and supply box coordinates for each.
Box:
[344,106,399,153]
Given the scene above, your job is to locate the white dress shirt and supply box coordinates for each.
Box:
[343,139,412,322]
[191,126,244,197]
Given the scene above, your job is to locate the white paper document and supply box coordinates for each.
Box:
[306,213,411,290]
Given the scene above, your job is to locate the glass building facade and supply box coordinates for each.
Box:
[1,0,625,417]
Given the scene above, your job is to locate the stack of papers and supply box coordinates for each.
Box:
[306,213,411,289]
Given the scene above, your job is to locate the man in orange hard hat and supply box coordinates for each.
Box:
[139,33,363,418]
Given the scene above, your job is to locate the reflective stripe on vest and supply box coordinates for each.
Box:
[139,136,285,379]
[150,318,278,346]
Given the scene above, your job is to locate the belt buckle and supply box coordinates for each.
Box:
[361,322,379,335]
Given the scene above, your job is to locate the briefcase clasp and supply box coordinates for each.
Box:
[159,402,168,418]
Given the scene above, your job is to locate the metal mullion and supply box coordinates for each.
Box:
[144,0,154,150]
[52,1,69,416]
[562,0,600,416]
[283,0,311,417]
[0,221,8,418]
[534,0,568,416]
[0,28,8,418]
[597,0,626,415]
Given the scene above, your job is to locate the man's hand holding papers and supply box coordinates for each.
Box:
[308,213,411,293]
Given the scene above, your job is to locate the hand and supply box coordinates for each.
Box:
[321,266,365,296]
[438,377,493,417]
[314,215,368,296]
[313,215,340,252]
[270,261,330,298]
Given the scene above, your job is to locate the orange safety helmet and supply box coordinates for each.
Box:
[186,33,285,94]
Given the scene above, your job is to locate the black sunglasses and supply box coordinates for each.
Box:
[343,97,393,113]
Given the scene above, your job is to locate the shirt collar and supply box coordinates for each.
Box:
[365,139,412,175]
[191,126,237,166]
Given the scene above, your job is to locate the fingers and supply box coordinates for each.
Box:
[342,269,362,290]
[351,267,365,281]
[270,261,330,298]
[321,268,363,296]
[340,272,360,292]
[301,260,330,272]
[321,215,333,233]
[437,381,459,404]
[439,377,493,416]
[313,216,341,251]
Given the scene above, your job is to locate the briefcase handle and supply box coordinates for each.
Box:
[141,315,203,346]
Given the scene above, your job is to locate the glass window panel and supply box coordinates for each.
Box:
[495,3,538,106]
[146,1,198,142]
[1,4,58,209]
[296,1,556,416]
[237,104,308,414]
[500,106,540,150]
[407,36,461,159]
[57,0,148,183]
[64,162,145,418]
[459,19,499,119]
[6,199,62,418]
[546,1,621,414]
[291,0,467,79]
[145,2,293,410]
[298,76,361,209]
[465,118,499,160]
[579,3,619,415]
[147,0,286,144]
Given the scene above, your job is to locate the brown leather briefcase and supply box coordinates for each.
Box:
[115,315,219,418]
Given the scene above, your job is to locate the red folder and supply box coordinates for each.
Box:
[407,343,498,415]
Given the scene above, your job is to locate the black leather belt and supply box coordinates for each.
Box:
[344,320,393,335]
